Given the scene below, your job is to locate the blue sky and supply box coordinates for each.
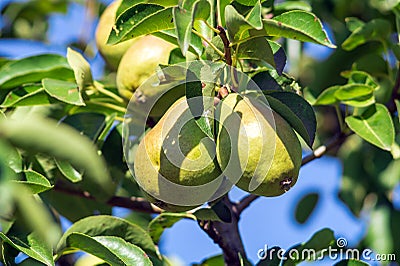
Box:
[0,1,385,265]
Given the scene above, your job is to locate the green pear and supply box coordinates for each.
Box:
[215,93,302,197]
[117,35,175,100]
[133,97,224,211]
[95,0,137,70]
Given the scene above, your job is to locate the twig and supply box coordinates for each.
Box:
[53,183,162,214]
[217,26,232,66]
[236,132,351,214]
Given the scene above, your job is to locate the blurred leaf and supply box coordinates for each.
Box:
[237,37,275,67]
[342,71,378,88]
[365,205,393,255]
[42,78,84,106]
[66,48,93,90]
[369,0,400,12]
[0,139,22,174]
[56,215,157,258]
[345,104,395,151]
[42,187,111,222]
[265,91,316,147]
[283,228,335,265]
[345,17,365,32]
[342,19,391,51]
[0,54,74,89]
[274,1,312,13]
[0,117,113,200]
[334,259,369,266]
[0,85,55,108]
[261,11,336,48]
[108,4,174,44]
[295,192,319,224]
[13,170,53,194]
[148,212,196,243]
[192,254,224,266]
[66,233,152,266]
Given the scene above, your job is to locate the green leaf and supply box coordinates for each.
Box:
[192,208,223,222]
[55,160,83,183]
[210,199,232,223]
[345,17,365,32]
[41,188,111,222]
[342,19,391,51]
[153,29,203,56]
[66,233,152,266]
[334,259,369,266]
[365,205,393,254]
[193,254,225,266]
[18,258,50,266]
[42,78,85,106]
[314,86,340,106]
[173,0,210,55]
[334,84,375,107]
[370,0,400,12]
[294,192,319,224]
[0,139,22,174]
[282,228,335,265]
[0,54,74,89]
[225,3,263,42]
[148,212,195,243]
[345,104,395,151]
[56,215,157,258]
[265,91,316,147]
[0,85,55,108]
[274,1,312,13]
[107,4,174,45]
[0,117,113,200]
[66,48,93,90]
[342,70,378,88]
[0,232,54,266]
[237,37,275,67]
[261,11,336,48]
[13,170,53,194]
[395,99,400,124]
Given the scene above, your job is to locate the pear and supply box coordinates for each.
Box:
[117,35,175,100]
[133,97,224,211]
[215,93,302,197]
[95,0,138,70]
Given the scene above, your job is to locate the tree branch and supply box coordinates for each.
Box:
[198,196,247,266]
[53,183,162,214]
[235,132,351,214]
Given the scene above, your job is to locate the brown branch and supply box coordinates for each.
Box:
[235,132,352,214]
[217,26,232,66]
[198,196,247,266]
[53,183,162,214]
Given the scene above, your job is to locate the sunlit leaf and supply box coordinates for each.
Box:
[66,233,152,266]
[148,212,195,243]
[66,48,93,90]
[13,170,53,194]
[42,78,84,106]
[0,54,74,89]
[345,104,395,151]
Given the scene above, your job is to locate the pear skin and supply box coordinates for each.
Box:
[117,35,175,99]
[215,93,302,197]
[95,0,137,70]
[133,97,224,211]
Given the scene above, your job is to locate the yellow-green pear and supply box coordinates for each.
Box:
[95,0,137,70]
[215,93,302,197]
[117,35,175,100]
[133,97,224,211]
